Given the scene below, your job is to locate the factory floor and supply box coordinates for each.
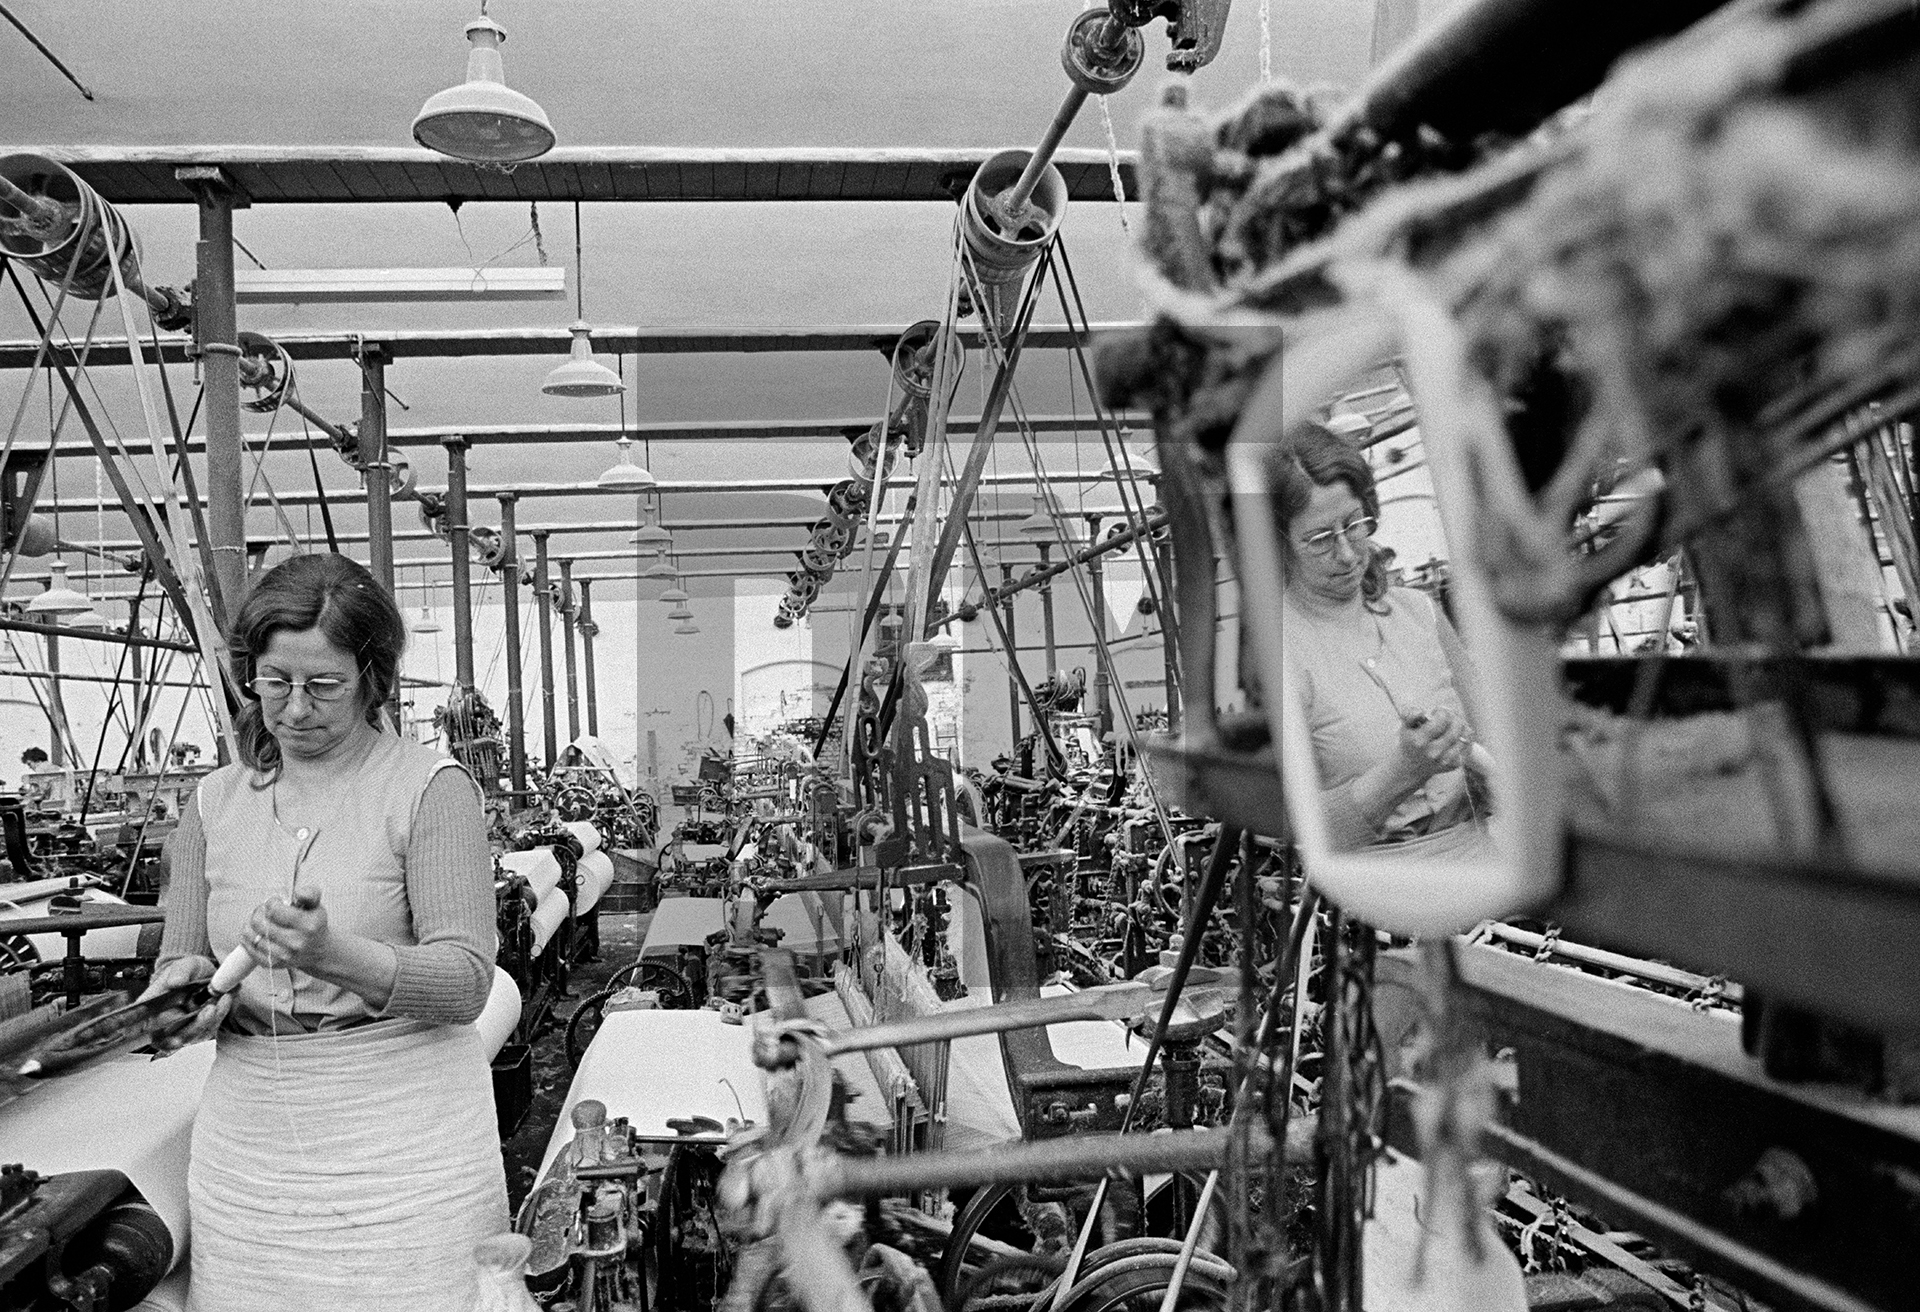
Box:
[500,908,650,1213]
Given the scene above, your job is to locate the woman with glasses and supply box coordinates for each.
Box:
[1277,425,1489,854]
[142,553,506,1310]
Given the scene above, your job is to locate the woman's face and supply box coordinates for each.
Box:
[1287,480,1372,604]
[256,627,371,762]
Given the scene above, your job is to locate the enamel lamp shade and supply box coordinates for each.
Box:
[545,323,626,399]
[673,621,701,635]
[595,436,654,490]
[657,584,690,604]
[1017,494,1056,538]
[411,14,556,164]
[28,561,102,627]
[667,601,695,621]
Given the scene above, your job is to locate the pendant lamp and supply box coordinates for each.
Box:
[1099,444,1161,482]
[1017,494,1056,538]
[642,560,679,580]
[28,560,102,628]
[657,584,690,604]
[673,620,701,635]
[667,601,695,621]
[545,322,626,399]
[630,499,673,553]
[596,436,654,490]
[414,606,443,634]
[411,8,555,164]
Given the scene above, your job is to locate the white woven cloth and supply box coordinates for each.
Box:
[186,1018,509,1312]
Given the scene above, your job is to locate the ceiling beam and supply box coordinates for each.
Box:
[0,324,1140,370]
[43,468,1119,514]
[14,414,1142,458]
[27,145,1139,206]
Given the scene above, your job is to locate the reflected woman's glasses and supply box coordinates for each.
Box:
[1300,515,1379,557]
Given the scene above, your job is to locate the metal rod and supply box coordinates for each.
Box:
[498,493,527,797]
[0,616,193,653]
[1086,520,1111,735]
[44,627,65,767]
[813,982,1153,1056]
[1154,534,1181,728]
[442,436,475,691]
[533,530,558,769]
[0,3,94,100]
[559,559,581,746]
[1038,542,1058,681]
[1003,86,1089,219]
[1002,564,1022,746]
[817,1125,1273,1200]
[579,579,599,738]
[927,508,1168,631]
[193,190,247,621]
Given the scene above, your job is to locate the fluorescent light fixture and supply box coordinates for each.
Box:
[233,267,564,304]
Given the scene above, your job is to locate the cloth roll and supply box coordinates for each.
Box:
[473,966,522,1060]
[573,851,616,914]
[530,887,569,954]
[560,820,602,854]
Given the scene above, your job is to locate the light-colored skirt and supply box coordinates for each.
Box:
[187,1019,509,1312]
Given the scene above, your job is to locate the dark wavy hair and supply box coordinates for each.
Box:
[1272,424,1391,609]
[230,554,405,777]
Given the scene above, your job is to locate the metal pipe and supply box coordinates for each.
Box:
[193,190,247,622]
[1154,534,1181,728]
[818,1125,1276,1200]
[1001,563,1021,746]
[44,628,65,767]
[442,435,474,691]
[358,346,394,597]
[497,493,527,797]
[579,579,598,738]
[0,616,194,653]
[533,530,558,769]
[1086,518,1111,735]
[927,508,1169,631]
[1038,542,1058,681]
[559,559,581,746]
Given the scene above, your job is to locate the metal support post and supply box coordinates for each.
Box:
[183,172,248,626]
[356,346,394,595]
[1154,534,1181,729]
[357,344,397,727]
[533,530,559,769]
[44,628,64,767]
[579,579,599,738]
[441,435,474,691]
[559,559,581,746]
[1037,542,1058,682]
[1001,563,1021,748]
[1085,516,1111,736]
[497,493,527,798]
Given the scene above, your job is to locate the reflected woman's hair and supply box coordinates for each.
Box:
[1273,424,1391,606]
[230,553,406,776]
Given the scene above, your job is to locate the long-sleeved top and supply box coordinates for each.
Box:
[158,728,496,1031]
[1283,584,1479,850]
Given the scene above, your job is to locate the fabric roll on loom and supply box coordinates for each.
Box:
[560,820,602,854]
[573,850,617,915]
[473,966,523,1061]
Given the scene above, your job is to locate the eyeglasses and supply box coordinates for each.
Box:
[1299,515,1378,558]
[249,674,358,703]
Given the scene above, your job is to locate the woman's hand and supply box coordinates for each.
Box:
[138,955,232,1051]
[1392,707,1471,786]
[244,886,329,974]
